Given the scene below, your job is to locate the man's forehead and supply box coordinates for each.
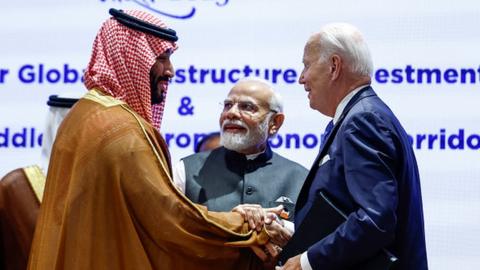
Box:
[304,41,320,58]
[225,92,258,103]
[227,83,271,104]
[157,50,173,58]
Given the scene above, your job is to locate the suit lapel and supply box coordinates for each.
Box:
[295,86,377,218]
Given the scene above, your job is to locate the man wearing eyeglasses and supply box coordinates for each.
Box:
[173,78,308,231]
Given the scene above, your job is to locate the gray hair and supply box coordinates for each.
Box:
[314,23,373,77]
[236,77,284,113]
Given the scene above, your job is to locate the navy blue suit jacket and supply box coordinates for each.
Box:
[291,87,428,270]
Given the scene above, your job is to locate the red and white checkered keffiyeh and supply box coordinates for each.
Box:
[84,10,177,129]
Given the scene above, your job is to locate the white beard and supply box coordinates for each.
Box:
[220,117,270,152]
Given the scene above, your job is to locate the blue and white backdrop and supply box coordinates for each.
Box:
[1,1,479,269]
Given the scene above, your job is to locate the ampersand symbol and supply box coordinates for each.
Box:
[178,96,194,116]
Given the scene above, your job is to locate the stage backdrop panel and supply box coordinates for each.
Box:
[1,1,479,269]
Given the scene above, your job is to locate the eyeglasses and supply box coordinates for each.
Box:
[221,100,277,116]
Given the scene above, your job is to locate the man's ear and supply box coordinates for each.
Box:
[330,54,342,80]
[269,113,285,136]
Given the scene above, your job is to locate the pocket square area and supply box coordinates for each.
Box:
[275,196,294,203]
[319,155,330,166]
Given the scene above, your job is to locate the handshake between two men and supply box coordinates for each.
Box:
[232,204,293,268]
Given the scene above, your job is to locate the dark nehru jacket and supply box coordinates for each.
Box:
[182,145,308,219]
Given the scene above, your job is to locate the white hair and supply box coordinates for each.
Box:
[314,23,373,77]
[269,91,283,113]
[236,77,284,113]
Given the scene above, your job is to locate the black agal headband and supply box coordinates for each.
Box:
[47,95,79,108]
[109,8,178,42]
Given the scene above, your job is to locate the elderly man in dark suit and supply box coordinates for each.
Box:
[277,23,428,270]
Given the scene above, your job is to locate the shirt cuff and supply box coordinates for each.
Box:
[300,251,313,270]
[172,160,186,193]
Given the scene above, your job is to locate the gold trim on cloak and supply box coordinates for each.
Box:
[82,88,266,242]
[120,104,262,240]
[23,165,46,203]
[83,89,126,107]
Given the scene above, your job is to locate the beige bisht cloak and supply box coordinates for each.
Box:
[28,90,268,270]
[0,165,44,270]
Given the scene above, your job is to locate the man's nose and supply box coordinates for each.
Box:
[298,71,305,84]
[224,104,241,119]
[165,62,174,78]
